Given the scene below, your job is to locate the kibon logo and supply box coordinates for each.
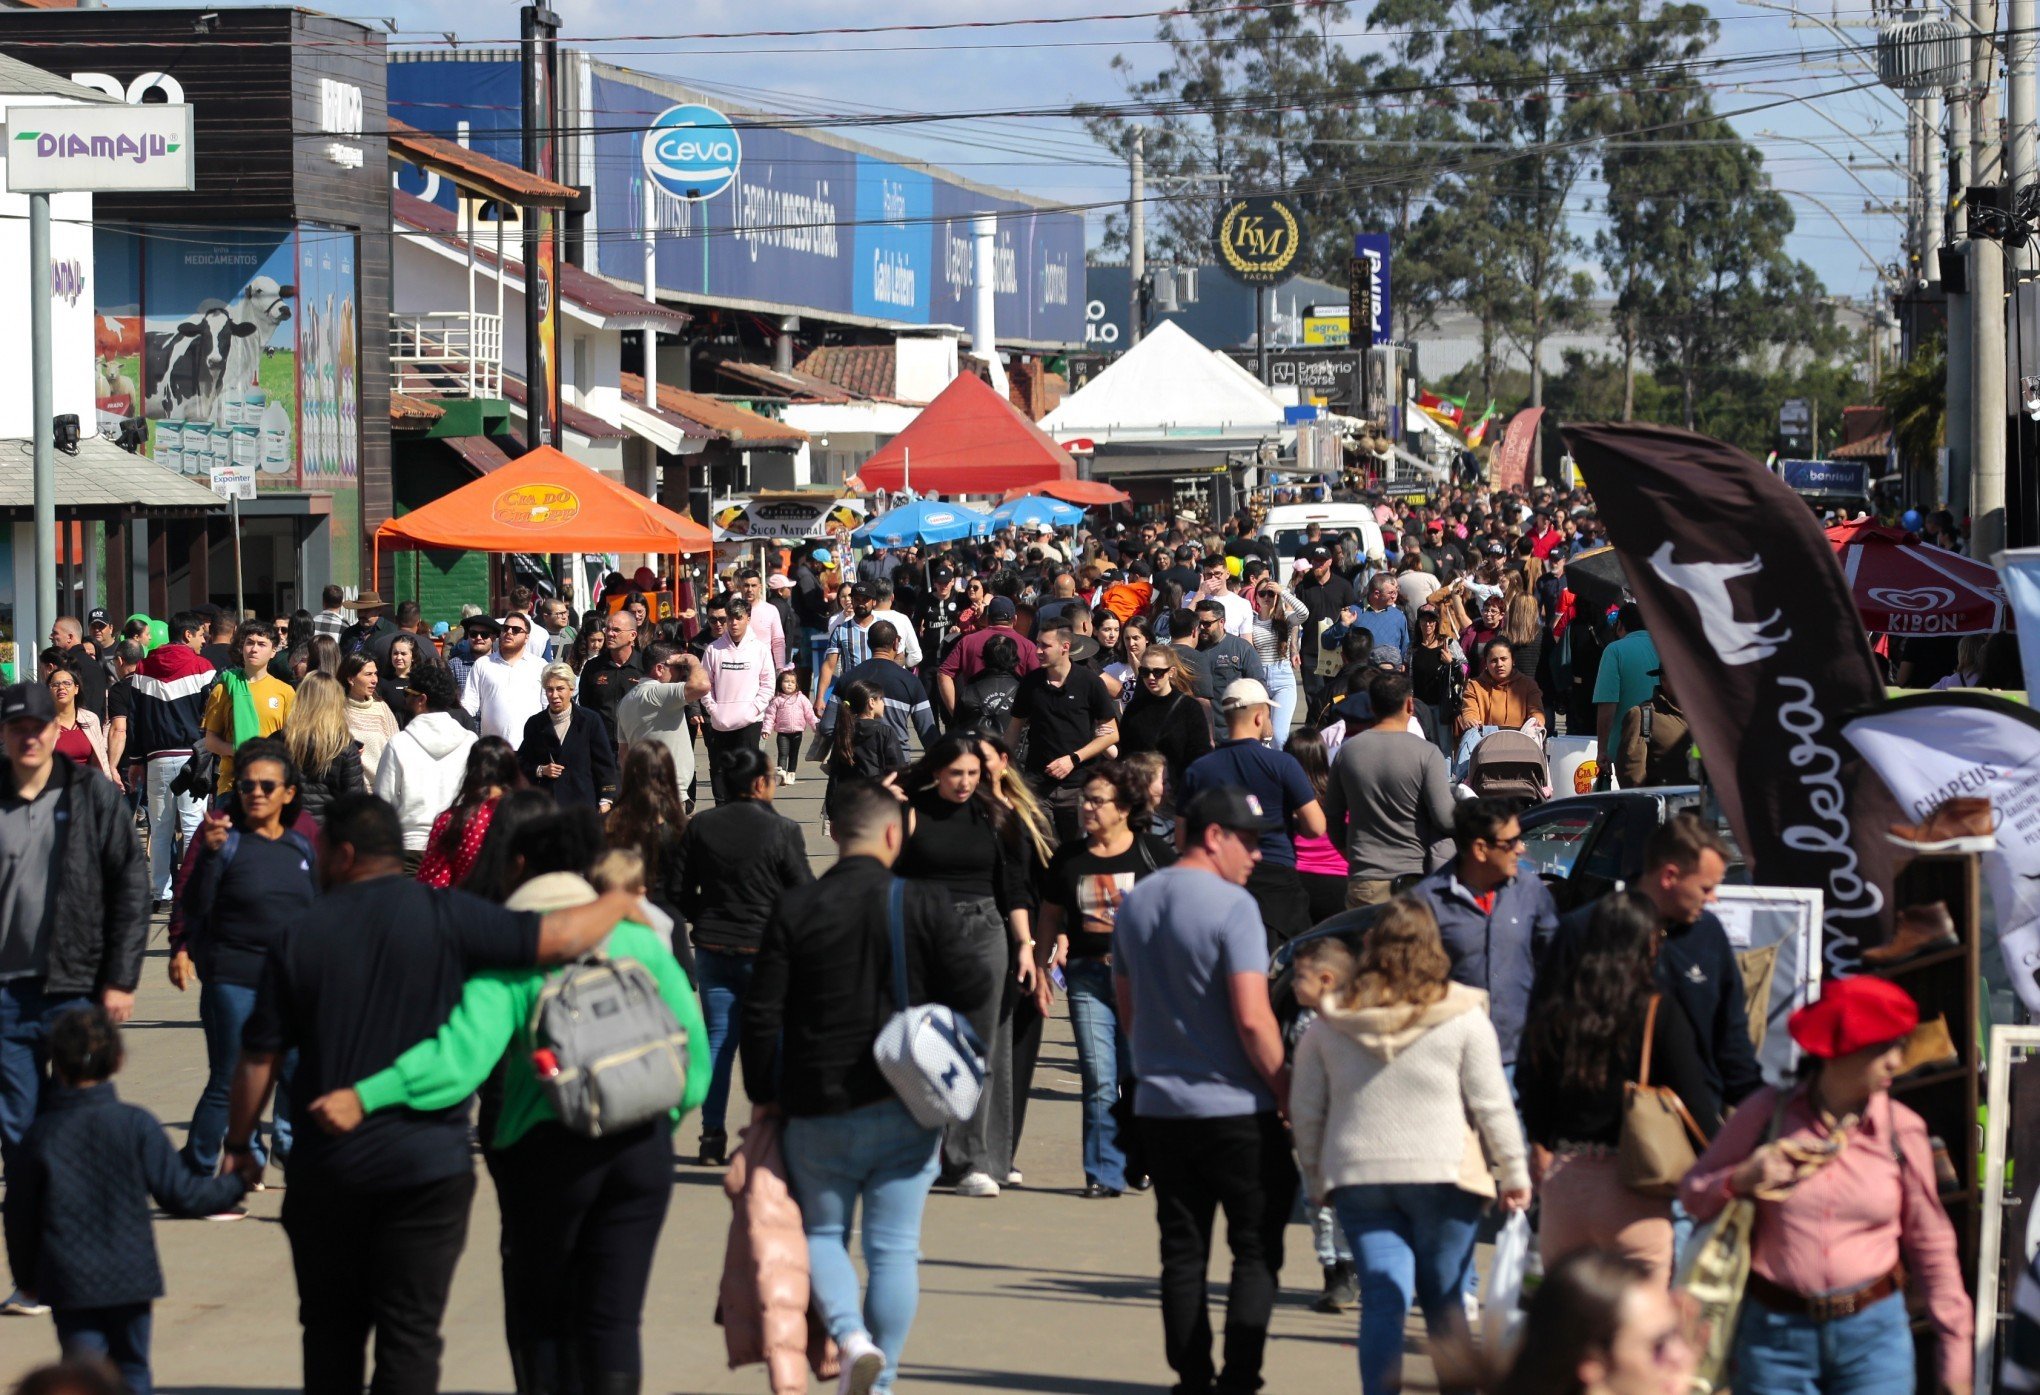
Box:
[492,485,581,529]
[642,104,741,202]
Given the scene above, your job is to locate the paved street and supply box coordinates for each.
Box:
[0,772,1418,1394]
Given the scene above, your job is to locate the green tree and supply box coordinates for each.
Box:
[1876,334,1946,474]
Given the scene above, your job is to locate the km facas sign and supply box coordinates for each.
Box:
[1213,195,1306,287]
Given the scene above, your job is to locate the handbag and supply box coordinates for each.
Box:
[871,879,987,1129]
[1618,995,1708,1197]
[1675,1090,1794,1394]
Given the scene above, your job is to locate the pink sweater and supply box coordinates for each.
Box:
[763,692,819,736]
[704,633,775,731]
[1682,1085,1971,1387]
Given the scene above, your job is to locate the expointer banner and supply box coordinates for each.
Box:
[1844,693,2040,1016]
[1565,422,1901,965]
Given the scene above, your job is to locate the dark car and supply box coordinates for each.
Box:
[1269,785,1744,1021]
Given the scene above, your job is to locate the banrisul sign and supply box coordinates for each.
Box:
[6,103,194,193]
[642,104,740,201]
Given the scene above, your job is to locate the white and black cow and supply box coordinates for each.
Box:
[143,303,258,424]
[215,276,294,424]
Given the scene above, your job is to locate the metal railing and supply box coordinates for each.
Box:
[390,311,503,398]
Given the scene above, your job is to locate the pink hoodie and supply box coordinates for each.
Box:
[762,691,818,735]
[704,631,775,731]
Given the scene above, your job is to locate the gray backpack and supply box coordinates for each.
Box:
[529,948,689,1138]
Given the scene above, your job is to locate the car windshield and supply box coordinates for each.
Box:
[1272,529,1321,558]
[1519,806,1602,879]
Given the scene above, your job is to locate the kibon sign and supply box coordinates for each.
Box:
[1213,195,1307,287]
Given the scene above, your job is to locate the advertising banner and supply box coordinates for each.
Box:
[1491,406,1544,492]
[710,494,864,542]
[1565,422,1901,964]
[1780,458,1868,497]
[1352,232,1391,345]
[5,103,194,193]
[1844,694,2040,1014]
[389,61,1087,343]
[1998,549,2040,703]
[295,224,358,578]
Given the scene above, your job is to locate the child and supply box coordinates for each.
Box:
[3,1007,247,1394]
[826,679,904,784]
[1288,934,1360,1316]
[762,668,818,785]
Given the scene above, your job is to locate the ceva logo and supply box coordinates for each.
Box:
[642,104,740,202]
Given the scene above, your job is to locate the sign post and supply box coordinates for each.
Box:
[209,464,255,621]
[6,100,193,646]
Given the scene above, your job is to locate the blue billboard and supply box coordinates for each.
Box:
[387,60,1084,344]
[1780,458,1870,497]
[1352,232,1392,345]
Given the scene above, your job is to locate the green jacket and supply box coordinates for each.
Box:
[354,922,710,1150]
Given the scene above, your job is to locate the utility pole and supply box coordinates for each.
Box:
[1973,0,2008,557]
[1128,129,1144,348]
[1949,60,1973,511]
[29,191,53,637]
[1925,91,1944,288]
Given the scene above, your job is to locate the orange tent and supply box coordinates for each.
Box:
[373,445,712,577]
[1002,478,1132,506]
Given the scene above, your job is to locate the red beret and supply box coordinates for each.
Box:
[1787,977,1919,1060]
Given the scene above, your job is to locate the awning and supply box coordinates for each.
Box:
[0,435,225,519]
[375,444,711,569]
[444,434,515,476]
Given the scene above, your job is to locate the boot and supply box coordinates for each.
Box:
[697,1130,728,1167]
[588,1374,639,1395]
[1311,1260,1357,1313]
[510,1341,565,1395]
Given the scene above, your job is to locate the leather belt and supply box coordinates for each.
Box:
[1746,1269,1902,1323]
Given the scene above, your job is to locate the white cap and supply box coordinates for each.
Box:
[1220,677,1273,712]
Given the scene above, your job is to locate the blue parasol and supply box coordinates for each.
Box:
[990,495,1085,530]
[851,498,993,547]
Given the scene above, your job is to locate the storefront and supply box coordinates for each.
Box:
[2,7,391,607]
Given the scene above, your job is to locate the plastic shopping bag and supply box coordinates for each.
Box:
[1480,1210,1533,1358]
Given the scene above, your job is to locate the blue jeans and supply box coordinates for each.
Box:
[56,1303,154,1395]
[784,1098,943,1393]
[185,979,292,1174]
[1064,958,1128,1191]
[1331,1182,1486,1395]
[0,978,88,1180]
[696,948,755,1137]
[1266,663,1299,740]
[1733,1290,1913,1395]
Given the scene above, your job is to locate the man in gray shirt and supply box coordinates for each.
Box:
[1188,598,1266,734]
[613,641,710,795]
[1322,669,1456,907]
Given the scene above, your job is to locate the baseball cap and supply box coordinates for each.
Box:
[850,582,876,602]
[1370,645,1405,670]
[1184,786,1277,838]
[766,574,795,591]
[1485,541,1507,556]
[929,564,954,586]
[1303,542,1333,563]
[0,682,55,726]
[86,607,110,629]
[431,621,450,638]
[811,548,834,565]
[1219,677,1273,712]
[1426,519,1445,532]
[987,596,1017,622]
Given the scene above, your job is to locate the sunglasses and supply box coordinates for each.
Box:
[1481,835,1525,852]
[1140,666,1171,677]
[503,625,528,635]
[237,778,282,795]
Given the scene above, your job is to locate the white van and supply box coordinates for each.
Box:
[1258,503,1386,572]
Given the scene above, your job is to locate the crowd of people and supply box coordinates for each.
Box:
[0,478,1990,1395]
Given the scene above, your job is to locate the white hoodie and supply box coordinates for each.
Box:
[374,712,478,850]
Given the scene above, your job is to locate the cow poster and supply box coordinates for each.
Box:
[296,224,358,582]
[98,226,299,489]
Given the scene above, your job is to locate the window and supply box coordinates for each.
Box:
[1516,806,1603,881]
[572,336,589,393]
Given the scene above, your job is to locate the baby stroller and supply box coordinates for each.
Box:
[1463,729,1551,805]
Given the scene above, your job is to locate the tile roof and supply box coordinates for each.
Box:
[395,192,691,332]
[1830,430,1892,462]
[619,373,809,448]
[500,374,630,440]
[0,49,113,98]
[388,119,579,206]
[795,344,897,400]
[0,436,222,515]
[713,358,861,403]
[390,393,447,423]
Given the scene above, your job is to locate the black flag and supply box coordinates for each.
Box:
[1564,422,1898,965]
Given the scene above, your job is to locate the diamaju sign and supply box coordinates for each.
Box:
[5,103,195,193]
[1213,194,1307,287]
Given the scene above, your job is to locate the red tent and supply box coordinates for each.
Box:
[858,372,1076,494]
[1826,520,2007,636]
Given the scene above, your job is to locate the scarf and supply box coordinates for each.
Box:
[218,669,262,748]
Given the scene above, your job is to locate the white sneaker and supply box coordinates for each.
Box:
[204,1207,248,1222]
[783,771,798,785]
[1,1289,49,1316]
[776,768,788,786]
[955,1171,1000,1197]
[837,1330,885,1395]
[1005,1169,1024,1186]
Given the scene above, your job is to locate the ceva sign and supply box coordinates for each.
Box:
[642,103,740,202]
[5,104,194,193]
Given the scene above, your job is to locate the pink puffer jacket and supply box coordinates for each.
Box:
[716,1116,839,1393]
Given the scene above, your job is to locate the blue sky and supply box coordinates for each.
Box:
[348,0,1913,304]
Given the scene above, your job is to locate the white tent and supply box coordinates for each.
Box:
[1043,320,1288,444]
